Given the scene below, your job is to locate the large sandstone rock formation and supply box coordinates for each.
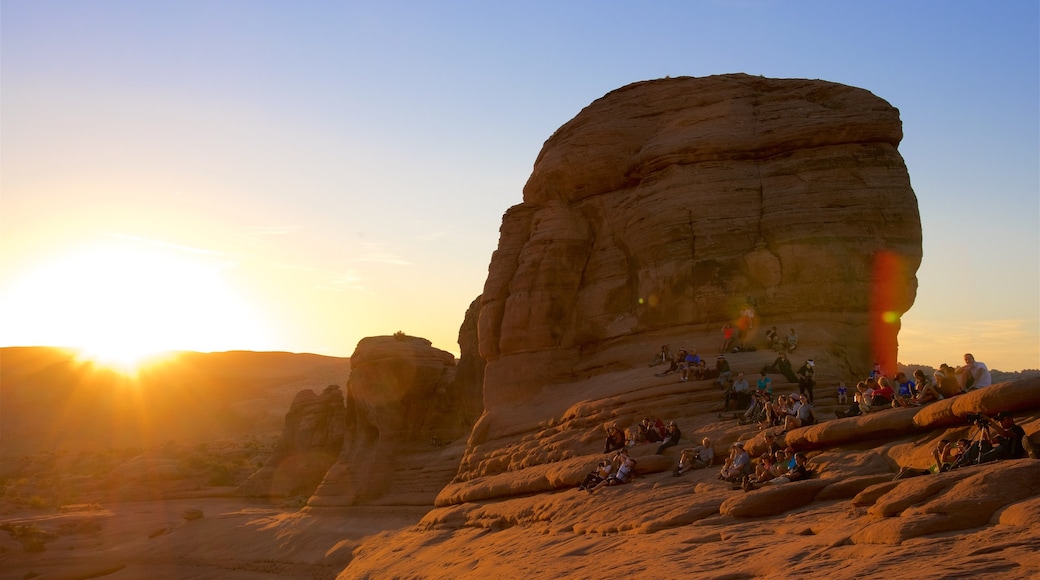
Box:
[448,74,927,502]
[479,74,921,404]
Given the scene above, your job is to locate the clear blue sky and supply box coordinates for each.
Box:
[2,1,1038,370]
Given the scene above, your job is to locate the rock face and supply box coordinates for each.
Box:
[459,73,923,496]
[478,74,921,406]
[237,384,346,498]
[310,334,482,506]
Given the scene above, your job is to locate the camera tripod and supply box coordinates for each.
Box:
[954,418,993,469]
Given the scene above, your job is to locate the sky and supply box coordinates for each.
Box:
[1,1,1038,371]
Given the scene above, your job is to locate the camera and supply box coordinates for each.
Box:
[965,412,987,425]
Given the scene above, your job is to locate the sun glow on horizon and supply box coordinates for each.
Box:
[1,241,275,372]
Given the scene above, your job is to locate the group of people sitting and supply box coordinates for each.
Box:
[715,436,813,491]
[764,326,798,353]
[603,416,683,456]
[738,390,816,434]
[835,354,993,418]
[894,410,1027,479]
[580,447,639,493]
[652,346,711,382]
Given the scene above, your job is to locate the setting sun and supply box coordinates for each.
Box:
[0,239,273,371]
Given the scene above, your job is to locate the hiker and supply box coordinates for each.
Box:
[836,381,848,404]
[673,437,715,475]
[956,353,992,392]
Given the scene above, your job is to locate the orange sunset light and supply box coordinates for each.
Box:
[3,241,272,375]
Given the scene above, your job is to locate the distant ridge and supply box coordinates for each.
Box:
[0,346,351,454]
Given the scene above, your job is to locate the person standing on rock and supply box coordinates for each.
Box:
[796,359,816,403]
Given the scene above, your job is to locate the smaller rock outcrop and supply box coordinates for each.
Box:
[311,334,482,506]
[237,384,346,498]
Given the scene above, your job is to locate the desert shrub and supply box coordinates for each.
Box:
[25,495,49,509]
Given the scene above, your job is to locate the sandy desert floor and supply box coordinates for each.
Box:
[0,495,428,580]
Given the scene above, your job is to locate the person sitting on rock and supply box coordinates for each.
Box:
[977,412,1026,463]
[756,370,773,399]
[869,362,885,380]
[588,448,637,493]
[934,364,962,398]
[718,442,751,482]
[741,390,770,425]
[894,438,968,480]
[679,349,702,382]
[578,458,614,491]
[782,394,816,433]
[741,453,780,490]
[761,432,783,455]
[656,421,682,454]
[724,372,751,411]
[763,394,791,429]
[892,371,916,407]
[765,326,780,350]
[796,359,816,403]
[720,323,735,354]
[835,381,870,418]
[913,369,944,404]
[784,328,799,353]
[766,352,798,383]
[864,377,893,411]
[714,355,732,387]
[956,353,992,392]
[744,452,811,490]
[673,437,715,475]
[604,423,626,454]
[655,349,686,376]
